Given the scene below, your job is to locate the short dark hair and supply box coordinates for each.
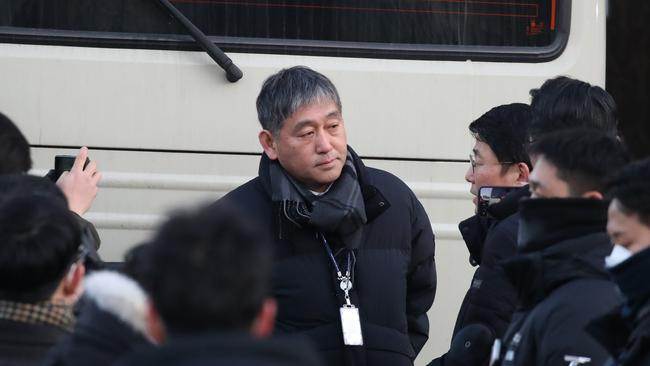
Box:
[122,243,154,294]
[529,76,618,141]
[606,158,650,226]
[0,174,68,208]
[0,175,80,302]
[256,66,341,136]
[528,129,629,196]
[148,202,272,334]
[0,112,32,174]
[469,103,533,169]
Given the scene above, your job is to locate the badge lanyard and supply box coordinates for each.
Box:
[319,233,364,346]
[319,233,354,302]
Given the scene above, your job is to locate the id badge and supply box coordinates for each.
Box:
[340,305,363,346]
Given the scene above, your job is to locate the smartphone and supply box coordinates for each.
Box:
[477,186,516,217]
[51,155,91,182]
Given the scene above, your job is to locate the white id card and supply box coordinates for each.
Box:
[340,306,364,346]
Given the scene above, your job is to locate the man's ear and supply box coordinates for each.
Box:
[251,298,277,339]
[581,190,604,200]
[62,262,85,304]
[515,162,531,185]
[258,130,278,160]
[146,302,166,344]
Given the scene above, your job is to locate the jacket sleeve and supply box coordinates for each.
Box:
[406,195,437,356]
[71,212,104,270]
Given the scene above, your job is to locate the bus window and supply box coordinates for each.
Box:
[0,0,566,61]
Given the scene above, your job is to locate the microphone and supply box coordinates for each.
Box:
[446,324,495,366]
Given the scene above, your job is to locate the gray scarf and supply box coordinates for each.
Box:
[265,152,367,249]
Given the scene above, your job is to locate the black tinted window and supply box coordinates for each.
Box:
[174,0,557,47]
[0,0,564,58]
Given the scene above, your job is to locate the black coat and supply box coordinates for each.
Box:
[498,198,622,366]
[113,333,324,366]
[453,186,529,341]
[588,246,650,366]
[0,319,69,366]
[220,148,436,366]
[45,301,152,366]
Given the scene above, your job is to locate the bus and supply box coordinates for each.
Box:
[0,0,605,362]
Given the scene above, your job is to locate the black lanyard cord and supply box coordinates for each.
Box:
[319,233,354,281]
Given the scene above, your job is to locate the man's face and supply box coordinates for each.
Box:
[465,140,520,206]
[267,100,347,192]
[607,199,650,253]
[528,155,571,198]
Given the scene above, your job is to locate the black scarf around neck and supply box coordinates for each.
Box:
[263,151,367,249]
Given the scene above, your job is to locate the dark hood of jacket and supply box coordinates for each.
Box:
[459,185,530,265]
[114,332,324,366]
[504,198,613,308]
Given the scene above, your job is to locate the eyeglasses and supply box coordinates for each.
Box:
[469,154,514,175]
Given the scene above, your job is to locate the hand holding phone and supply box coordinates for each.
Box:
[53,155,90,182]
[477,186,516,217]
[54,147,102,216]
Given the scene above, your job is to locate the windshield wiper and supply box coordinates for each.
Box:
[157,0,243,82]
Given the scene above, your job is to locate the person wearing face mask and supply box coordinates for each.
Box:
[493,129,629,366]
[587,158,650,366]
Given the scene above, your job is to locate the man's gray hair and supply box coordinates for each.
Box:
[256,66,342,136]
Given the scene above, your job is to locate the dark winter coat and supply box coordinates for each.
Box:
[588,246,650,366]
[453,186,529,341]
[0,319,69,366]
[498,198,622,366]
[45,301,152,366]
[220,148,436,366]
[113,332,324,366]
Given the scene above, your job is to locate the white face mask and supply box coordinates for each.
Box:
[605,244,633,268]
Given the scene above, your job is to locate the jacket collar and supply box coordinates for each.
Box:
[0,299,74,333]
[517,198,609,253]
[504,232,613,308]
[486,185,530,220]
[504,198,612,308]
[610,246,650,319]
[459,215,490,265]
[585,248,650,362]
[459,185,530,265]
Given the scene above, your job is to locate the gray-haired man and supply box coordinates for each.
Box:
[219,66,436,366]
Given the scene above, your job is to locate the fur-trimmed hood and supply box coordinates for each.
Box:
[45,271,153,366]
[83,271,149,338]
